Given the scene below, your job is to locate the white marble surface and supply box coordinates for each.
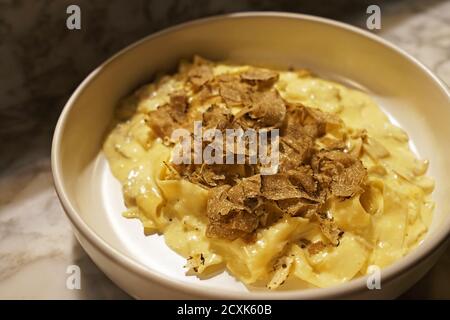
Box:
[0,0,449,299]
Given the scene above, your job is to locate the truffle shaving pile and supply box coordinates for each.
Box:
[147,56,367,246]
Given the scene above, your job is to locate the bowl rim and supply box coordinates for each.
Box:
[52,11,450,299]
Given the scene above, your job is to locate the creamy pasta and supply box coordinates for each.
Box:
[103,57,434,289]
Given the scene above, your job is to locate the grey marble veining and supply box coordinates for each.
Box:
[0,0,449,299]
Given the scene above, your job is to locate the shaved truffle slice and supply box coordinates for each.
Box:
[206,210,259,241]
[274,167,326,214]
[241,68,279,87]
[306,107,342,127]
[227,174,261,206]
[279,124,314,171]
[331,161,366,197]
[188,65,213,88]
[148,91,189,138]
[185,164,228,188]
[207,185,240,219]
[181,163,249,188]
[206,183,259,241]
[225,211,259,233]
[206,223,246,241]
[216,73,240,83]
[219,82,242,106]
[250,90,286,127]
[312,150,367,198]
[168,90,188,122]
[285,104,342,138]
[303,107,342,138]
[236,90,286,128]
[219,80,252,107]
[202,104,233,130]
[318,136,347,150]
[277,198,319,217]
[261,174,304,200]
[147,105,178,138]
[255,200,284,227]
[196,85,215,103]
[188,57,214,89]
[201,168,226,187]
[286,167,320,198]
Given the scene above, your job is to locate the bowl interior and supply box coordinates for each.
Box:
[54,14,450,296]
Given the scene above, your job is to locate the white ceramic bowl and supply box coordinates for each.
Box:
[52,13,450,299]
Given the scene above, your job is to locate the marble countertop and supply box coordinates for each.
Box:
[0,0,449,299]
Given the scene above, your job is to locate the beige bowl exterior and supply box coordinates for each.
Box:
[52,13,450,299]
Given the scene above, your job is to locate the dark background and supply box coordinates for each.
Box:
[0,0,398,172]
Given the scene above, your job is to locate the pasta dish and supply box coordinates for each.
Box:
[103,56,434,289]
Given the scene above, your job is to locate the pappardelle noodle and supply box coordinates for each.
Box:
[104,56,434,289]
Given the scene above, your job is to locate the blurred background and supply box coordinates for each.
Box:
[0,0,449,299]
